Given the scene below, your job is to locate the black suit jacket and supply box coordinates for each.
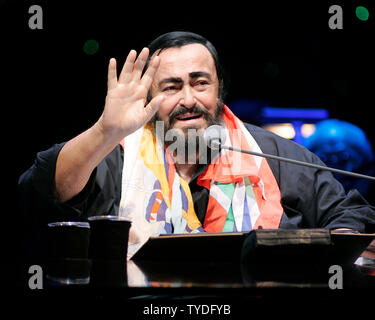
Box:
[18,123,375,257]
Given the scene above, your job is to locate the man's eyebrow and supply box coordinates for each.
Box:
[189,71,212,80]
[159,77,183,87]
[158,72,212,88]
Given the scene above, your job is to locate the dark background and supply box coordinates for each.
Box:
[1,0,374,304]
[1,1,374,245]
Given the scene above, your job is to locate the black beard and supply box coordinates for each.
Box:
[152,102,224,163]
[152,101,223,137]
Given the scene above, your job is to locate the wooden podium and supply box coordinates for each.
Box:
[132,229,375,265]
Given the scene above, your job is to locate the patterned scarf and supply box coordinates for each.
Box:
[120,105,284,258]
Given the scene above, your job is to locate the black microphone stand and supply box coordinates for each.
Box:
[211,141,375,182]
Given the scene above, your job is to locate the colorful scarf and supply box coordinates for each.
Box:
[120,105,284,258]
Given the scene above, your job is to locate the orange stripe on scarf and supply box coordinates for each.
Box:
[199,105,283,231]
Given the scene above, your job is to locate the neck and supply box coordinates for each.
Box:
[174,161,199,183]
[169,149,200,183]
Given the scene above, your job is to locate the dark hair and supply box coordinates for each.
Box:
[145,31,226,103]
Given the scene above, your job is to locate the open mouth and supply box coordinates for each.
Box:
[175,113,203,121]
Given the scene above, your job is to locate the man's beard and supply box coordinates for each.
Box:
[152,102,224,164]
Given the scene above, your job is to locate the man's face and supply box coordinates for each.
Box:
[150,43,221,134]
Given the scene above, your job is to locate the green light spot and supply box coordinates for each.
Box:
[356,6,369,21]
[83,40,99,55]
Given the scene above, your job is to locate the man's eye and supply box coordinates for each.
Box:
[195,81,208,87]
[163,86,177,92]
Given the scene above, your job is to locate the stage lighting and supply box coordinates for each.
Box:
[356,6,369,21]
[83,39,99,55]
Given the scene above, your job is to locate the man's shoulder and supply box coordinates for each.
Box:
[243,122,293,143]
[242,122,315,159]
[34,141,123,170]
[243,122,273,137]
[242,122,292,147]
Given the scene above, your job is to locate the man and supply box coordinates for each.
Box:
[19,31,375,258]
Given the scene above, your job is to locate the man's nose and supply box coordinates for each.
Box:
[179,86,196,109]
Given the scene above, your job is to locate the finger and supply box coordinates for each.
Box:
[131,47,150,81]
[119,49,137,83]
[143,95,165,123]
[107,58,117,90]
[140,55,160,90]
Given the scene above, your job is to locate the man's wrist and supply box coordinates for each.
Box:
[92,117,126,149]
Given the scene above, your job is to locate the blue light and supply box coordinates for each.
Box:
[302,119,375,196]
[304,119,374,163]
[262,107,329,121]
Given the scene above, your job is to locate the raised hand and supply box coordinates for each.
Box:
[98,48,164,142]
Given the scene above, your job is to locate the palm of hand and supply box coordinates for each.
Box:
[99,48,164,140]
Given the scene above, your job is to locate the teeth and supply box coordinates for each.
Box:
[181,117,195,120]
[177,114,201,120]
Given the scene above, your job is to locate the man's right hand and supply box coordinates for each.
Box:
[97,48,164,143]
[55,48,164,202]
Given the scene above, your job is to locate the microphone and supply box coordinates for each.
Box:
[203,125,375,182]
[203,125,227,149]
